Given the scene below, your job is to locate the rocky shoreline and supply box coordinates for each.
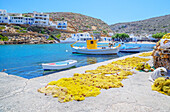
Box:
[0,40,55,45]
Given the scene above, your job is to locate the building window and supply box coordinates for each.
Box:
[40,15,42,16]
[44,15,46,17]
[36,14,38,16]
[0,17,1,19]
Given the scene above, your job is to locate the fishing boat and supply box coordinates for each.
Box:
[71,37,121,55]
[119,43,141,53]
[42,60,77,70]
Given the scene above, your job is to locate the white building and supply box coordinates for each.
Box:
[33,11,49,26]
[129,34,138,42]
[56,21,67,30]
[0,9,10,23]
[49,21,67,30]
[101,36,112,42]
[108,32,114,36]
[72,32,94,41]
[60,32,94,43]
[0,9,67,30]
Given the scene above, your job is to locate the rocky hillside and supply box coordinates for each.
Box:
[110,14,170,35]
[47,12,112,33]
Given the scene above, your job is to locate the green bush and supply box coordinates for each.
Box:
[0,35,8,41]
[112,33,129,40]
[93,31,100,34]
[22,27,27,30]
[103,30,108,35]
[47,37,54,40]
[16,30,20,33]
[78,30,83,33]
[152,32,166,39]
[20,31,27,33]
[41,31,45,34]
[56,34,61,39]
[14,26,20,29]
[0,26,5,30]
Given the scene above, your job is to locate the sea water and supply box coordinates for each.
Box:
[0,43,155,79]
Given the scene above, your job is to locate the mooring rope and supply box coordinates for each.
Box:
[2,64,42,72]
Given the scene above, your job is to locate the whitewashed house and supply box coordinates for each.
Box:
[100,35,112,42]
[60,32,94,43]
[108,32,114,36]
[49,21,67,30]
[33,11,49,26]
[129,34,138,42]
[0,9,10,23]
[56,21,67,30]
[0,9,67,30]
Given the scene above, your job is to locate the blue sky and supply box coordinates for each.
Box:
[0,0,170,25]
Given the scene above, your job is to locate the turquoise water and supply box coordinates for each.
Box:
[0,43,155,79]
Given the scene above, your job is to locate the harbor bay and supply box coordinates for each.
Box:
[0,43,155,79]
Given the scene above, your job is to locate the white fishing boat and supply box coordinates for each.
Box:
[119,43,141,53]
[72,46,120,54]
[71,37,121,55]
[120,46,141,53]
[42,60,77,70]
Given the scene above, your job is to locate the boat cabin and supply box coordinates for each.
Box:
[86,40,97,49]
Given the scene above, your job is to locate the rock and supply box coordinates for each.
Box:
[0,41,5,45]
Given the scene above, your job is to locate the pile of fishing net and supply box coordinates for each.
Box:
[151,77,170,96]
[38,57,150,103]
[135,62,154,72]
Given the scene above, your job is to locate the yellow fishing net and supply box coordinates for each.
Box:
[151,77,170,96]
[38,57,150,103]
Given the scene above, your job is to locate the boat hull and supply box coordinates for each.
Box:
[42,60,77,70]
[72,47,120,55]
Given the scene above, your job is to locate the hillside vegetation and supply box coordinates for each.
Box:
[47,12,112,33]
[110,14,170,35]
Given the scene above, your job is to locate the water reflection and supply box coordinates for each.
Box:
[87,57,97,64]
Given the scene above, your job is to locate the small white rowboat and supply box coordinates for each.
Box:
[42,60,77,70]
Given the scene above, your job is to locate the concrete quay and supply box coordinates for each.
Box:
[0,52,170,112]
